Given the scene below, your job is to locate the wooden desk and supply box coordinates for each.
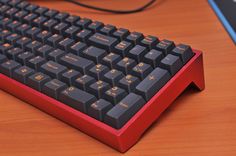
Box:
[1,0,236,155]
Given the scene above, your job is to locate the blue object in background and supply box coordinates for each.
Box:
[208,0,236,44]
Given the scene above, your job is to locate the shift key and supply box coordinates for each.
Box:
[59,86,97,113]
[135,67,171,101]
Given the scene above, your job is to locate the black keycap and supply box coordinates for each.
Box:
[65,15,80,25]
[6,20,21,32]
[127,45,147,62]
[27,55,46,71]
[135,67,171,100]
[13,10,28,21]
[32,16,48,28]
[76,18,92,28]
[104,93,145,129]
[0,0,8,4]
[12,65,35,83]
[143,49,163,68]
[34,7,48,15]
[54,12,69,22]
[74,74,96,91]
[25,40,42,53]
[0,43,12,54]
[0,60,21,77]
[102,52,122,69]
[81,46,107,64]
[0,0,10,4]
[88,21,104,32]
[103,69,124,86]
[25,4,39,12]
[0,54,7,63]
[170,44,194,64]
[58,37,75,51]
[159,54,183,76]
[43,19,58,31]
[61,69,81,85]
[44,9,58,18]
[15,36,31,49]
[99,24,116,35]
[15,23,30,35]
[40,60,67,79]
[88,99,113,121]
[104,86,127,105]
[75,29,92,42]
[16,51,34,65]
[118,74,140,93]
[8,0,22,6]
[88,80,111,98]
[112,28,129,40]
[60,53,95,74]
[16,1,29,9]
[88,64,109,80]
[0,5,10,15]
[70,41,87,55]
[25,27,40,39]
[155,39,175,55]
[5,8,18,18]
[114,41,133,57]
[140,35,159,49]
[42,79,67,99]
[36,45,53,58]
[116,57,137,74]
[0,29,11,41]
[0,18,12,29]
[46,34,63,47]
[88,33,119,51]
[52,22,69,34]
[27,72,51,91]
[5,33,21,45]
[131,62,153,80]
[64,25,80,38]
[6,47,23,60]
[59,86,97,113]
[23,13,38,24]
[126,32,144,45]
[35,30,52,43]
[47,49,66,62]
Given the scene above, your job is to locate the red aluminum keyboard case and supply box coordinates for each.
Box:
[0,49,205,152]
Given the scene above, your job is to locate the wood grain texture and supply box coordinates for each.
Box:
[0,0,236,155]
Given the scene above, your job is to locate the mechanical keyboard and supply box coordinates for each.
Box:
[0,0,205,152]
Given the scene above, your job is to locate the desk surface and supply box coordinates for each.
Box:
[1,0,236,155]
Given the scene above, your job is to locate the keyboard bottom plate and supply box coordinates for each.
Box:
[0,50,204,152]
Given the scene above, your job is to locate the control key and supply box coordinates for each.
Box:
[104,93,145,129]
